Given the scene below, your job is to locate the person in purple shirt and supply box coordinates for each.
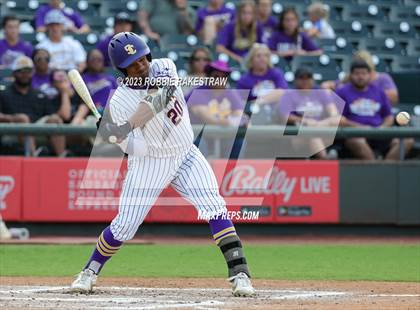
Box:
[72,49,117,125]
[35,0,89,33]
[337,60,413,160]
[31,48,56,99]
[0,16,33,69]
[256,0,277,44]
[237,43,288,102]
[186,60,248,158]
[322,50,399,105]
[268,7,322,59]
[196,0,235,45]
[96,12,134,67]
[216,0,263,64]
[276,67,341,159]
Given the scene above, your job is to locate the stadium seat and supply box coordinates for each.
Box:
[342,4,386,24]
[64,1,98,17]
[160,35,203,57]
[329,21,370,40]
[19,33,38,45]
[83,16,109,33]
[315,38,354,55]
[389,6,420,25]
[291,55,340,81]
[404,0,420,5]
[99,0,138,17]
[1,0,39,19]
[272,55,290,72]
[391,56,420,72]
[358,38,404,56]
[406,40,420,56]
[72,33,100,51]
[271,1,307,18]
[373,22,417,39]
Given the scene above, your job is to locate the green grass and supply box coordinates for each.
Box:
[1,244,419,282]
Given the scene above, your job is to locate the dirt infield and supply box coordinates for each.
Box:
[1,277,419,309]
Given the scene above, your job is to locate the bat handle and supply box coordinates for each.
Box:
[93,111,102,120]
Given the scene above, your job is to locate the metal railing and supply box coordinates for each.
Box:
[1,124,419,159]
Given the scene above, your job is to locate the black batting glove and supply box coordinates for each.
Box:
[97,119,132,142]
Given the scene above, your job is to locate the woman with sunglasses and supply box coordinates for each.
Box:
[183,47,212,95]
[32,48,56,98]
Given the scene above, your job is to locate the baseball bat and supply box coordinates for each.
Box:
[67,69,117,143]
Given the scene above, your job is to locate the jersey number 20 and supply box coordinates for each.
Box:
[167,100,183,125]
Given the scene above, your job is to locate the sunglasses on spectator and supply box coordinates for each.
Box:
[34,56,50,62]
[192,57,210,62]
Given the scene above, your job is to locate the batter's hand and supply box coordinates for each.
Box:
[142,85,176,115]
[96,117,132,142]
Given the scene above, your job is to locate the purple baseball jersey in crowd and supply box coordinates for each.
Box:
[268,31,319,53]
[277,89,333,121]
[35,4,85,29]
[260,16,278,45]
[186,85,244,124]
[82,72,117,114]
[96,35,112,67]
[32,73,59,99]
[0,39,33,68]
[336,83,392,127]
[217,22,263,57]
[236,67,288,101]
[195,5,235,32]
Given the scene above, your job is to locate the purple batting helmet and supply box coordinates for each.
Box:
[108,32,152,72]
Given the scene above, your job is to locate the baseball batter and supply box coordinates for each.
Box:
[70,32,255,297]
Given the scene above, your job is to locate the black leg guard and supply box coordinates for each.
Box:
[218,235,251,278]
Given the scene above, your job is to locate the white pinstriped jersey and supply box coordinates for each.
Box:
[109,58,194,158]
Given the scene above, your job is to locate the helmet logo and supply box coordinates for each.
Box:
[124,44,137,55]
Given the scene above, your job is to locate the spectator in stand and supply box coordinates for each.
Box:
[35,0,90,33]
[72,49,117,125]
[186,60,248,158]
[31,48,55,98]
[304,2,335,39]
[36,10,86,71]
[277,67,341,159]
[337,60,413,160]
[216,0,263,64]
[183,47,212,95]
[195,0,236,45]
[256,0,277,45]
[268,7,322,59]
[0,56,72,156]
[138,0,196,42]
[96,12,134,67]
[237,43,288,105]
[322,50,399,105]
[0,16,33,69]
